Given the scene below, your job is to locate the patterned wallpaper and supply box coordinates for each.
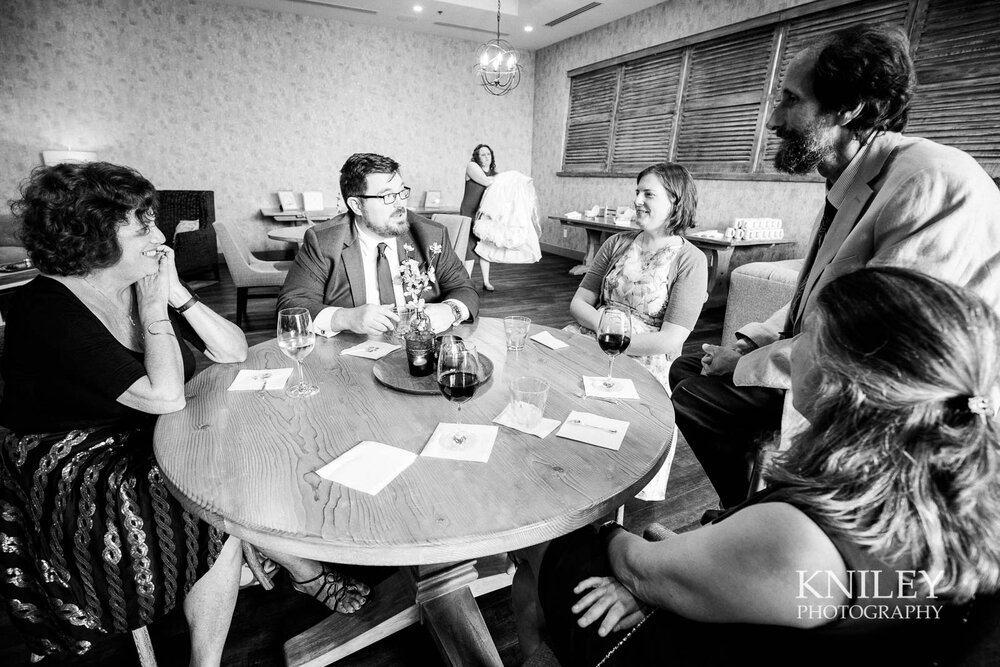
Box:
[0,0,534,251]
[531,0,825,257]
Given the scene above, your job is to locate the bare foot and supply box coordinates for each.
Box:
[290,565,371,614]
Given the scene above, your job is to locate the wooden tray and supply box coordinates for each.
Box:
[373,350,494,395]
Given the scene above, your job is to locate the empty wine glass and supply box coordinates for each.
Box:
[277,307,318,397]
[597,307,632,389]
[436,341,482,449]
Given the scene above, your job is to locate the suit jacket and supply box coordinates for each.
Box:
[277,211,480,320]
[734,132,1000,389]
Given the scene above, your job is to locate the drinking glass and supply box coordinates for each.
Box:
[277,307,319,397]
[436,341,482,449]
[597,307,632,389]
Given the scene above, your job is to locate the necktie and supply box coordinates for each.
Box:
[784,198,837,336]
[376,242,395,306]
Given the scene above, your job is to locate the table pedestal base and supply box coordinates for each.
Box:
[283,555,512,667]
[568,229,606,275]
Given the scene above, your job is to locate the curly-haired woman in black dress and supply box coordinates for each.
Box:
[0,162,368,665]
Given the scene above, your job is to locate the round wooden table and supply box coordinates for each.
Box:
[155,317,674,666]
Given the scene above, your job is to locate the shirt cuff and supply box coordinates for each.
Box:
[313,306,341,337]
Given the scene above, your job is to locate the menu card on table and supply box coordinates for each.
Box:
[227,368,293,391]
[316,441,417,495]
[556,410,628,450]
[340,341,400,359]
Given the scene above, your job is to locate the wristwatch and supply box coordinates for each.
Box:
[446,300,464,324]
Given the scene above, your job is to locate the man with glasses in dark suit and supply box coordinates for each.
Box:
[279,153,479,335]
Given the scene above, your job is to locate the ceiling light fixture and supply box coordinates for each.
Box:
[413,4,422,11]
[475,0,521,96]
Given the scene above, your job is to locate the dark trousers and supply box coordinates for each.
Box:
[668,353,784,508]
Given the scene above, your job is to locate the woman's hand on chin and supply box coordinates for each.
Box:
[135,249,171,314]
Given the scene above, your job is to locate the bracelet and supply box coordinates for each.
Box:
[145,319,176,337]
[174,293,200,314]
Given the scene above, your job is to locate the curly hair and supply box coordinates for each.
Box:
[10,162,157,276]
[766,267,1000,604]
[636,162,698,234]
[470,144,497,176]
[339,153,401,204]
[812,22,915,135]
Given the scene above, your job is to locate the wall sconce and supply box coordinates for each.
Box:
[41,150,97,166]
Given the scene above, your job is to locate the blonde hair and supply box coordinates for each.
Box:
[767,267,1000,603]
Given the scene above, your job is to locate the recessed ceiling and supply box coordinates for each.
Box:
[198,0,667,50]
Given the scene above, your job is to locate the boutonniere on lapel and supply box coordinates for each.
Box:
[399,242,443,310]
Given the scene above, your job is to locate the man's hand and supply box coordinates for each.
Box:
[700,342,746,376]
[423,302,455,332]
[340,305,398,335]
[571,576,647,637]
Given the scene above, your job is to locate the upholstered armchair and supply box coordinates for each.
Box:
[156,190,220,280]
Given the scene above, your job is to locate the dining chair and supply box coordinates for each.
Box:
[430,213,472,260]
[213,221,293,328]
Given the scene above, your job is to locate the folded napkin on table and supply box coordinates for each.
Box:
[582,376,640,400]
[340,341,400,359]
[227,368,294,391]
[556,410,628,450]
[316,441,417,495]
[531,331,569,350]
[493,404,560,438]
[564,211,582,220]
[421,424,499,463]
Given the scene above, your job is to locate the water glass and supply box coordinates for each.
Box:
[404,330,435,377]
[388,304,412,343]
[504,316,531,351]
[508,376,549,430]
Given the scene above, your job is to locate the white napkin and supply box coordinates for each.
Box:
[493,404,560,438]
[421,423,499,463]
[583,376,640,400]
[315,441,417,495]
[340,340,400,359]
[556,410,628,450]
[531,331,569,350]
[564,211,582,220]
[227,368,294,391]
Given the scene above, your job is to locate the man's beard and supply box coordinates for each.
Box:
[361,209,409,237]
[773,120,836,175]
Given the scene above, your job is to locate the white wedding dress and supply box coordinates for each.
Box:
[473,171,541,264]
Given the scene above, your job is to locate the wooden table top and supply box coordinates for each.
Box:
[154,318,673,566]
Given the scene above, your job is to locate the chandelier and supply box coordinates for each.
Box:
[475,0,521,96]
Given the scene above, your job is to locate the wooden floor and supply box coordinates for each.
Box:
[0,253,722,667]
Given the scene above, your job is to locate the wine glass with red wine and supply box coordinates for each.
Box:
[597,307,632,389]
[436,342,482,449]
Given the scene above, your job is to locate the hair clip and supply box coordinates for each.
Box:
[967,395,998,418]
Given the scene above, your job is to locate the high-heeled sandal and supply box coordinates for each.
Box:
[289,564,369,614]
[483,283,496,292]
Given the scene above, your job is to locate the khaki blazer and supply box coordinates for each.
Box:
[734,133,1000,389]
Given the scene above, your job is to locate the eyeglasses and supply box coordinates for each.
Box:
[356,186,411,206]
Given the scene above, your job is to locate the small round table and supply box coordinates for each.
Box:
[155,318,674,666]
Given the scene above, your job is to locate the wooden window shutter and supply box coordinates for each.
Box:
[907,0,1000,164]
[760,0,912,173]
[562,68,619,172]
[674,26,774,172]
[608,51,683,174]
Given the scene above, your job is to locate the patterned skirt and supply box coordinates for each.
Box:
[0,423,225,658]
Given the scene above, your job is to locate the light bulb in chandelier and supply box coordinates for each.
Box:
[473,0,522,96]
